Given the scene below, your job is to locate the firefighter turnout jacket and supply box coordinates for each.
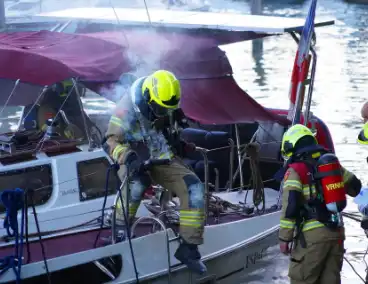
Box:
[280,165,361,244]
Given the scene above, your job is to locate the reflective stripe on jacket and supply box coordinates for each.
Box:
[279,165,355,242]
[105,77,174,164]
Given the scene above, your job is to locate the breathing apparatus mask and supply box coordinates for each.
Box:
[148,100,171,118]
[142,88,178,119]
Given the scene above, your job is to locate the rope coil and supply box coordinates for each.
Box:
[245,142,265,213]
[0,188,25,284]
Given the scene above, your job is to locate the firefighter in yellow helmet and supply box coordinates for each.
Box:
[356,122,368,261]
[104,70,206,274]
[357,122,368,145]
[23,80,84,139]
[276,124,361,284]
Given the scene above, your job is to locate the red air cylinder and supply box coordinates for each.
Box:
[316,153,347,213]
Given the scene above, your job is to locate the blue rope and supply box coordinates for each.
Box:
[0,188,25,283]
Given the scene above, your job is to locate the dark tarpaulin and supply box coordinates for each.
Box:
[180,76,289,125]
[0,30,289,125]
[0,30,129,85]
[82,31,227,79]
[88,32,289,125]
[0,30,225,86]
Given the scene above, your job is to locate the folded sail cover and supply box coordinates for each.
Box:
[0,30,288,125]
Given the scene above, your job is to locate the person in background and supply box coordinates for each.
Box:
[104,69,207,274]
[22,80,85,139]
[356,124,368,225]
[277,124,361,284]
[361,101,368,123]
[355,122,368,283]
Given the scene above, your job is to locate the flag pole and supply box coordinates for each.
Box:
[287,0,317,126]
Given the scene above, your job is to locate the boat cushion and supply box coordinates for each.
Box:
[181,128,231,187]
[182,158,198,169]
[181,128,230,150]
[183,159,218,191]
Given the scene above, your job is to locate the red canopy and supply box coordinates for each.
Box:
[0,30,128,85]
[0,30,289,125]
[180,76,289,125]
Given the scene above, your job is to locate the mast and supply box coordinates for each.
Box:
[0,0,5,30]
[250,0,263,56]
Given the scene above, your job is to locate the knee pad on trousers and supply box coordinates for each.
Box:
[183,175,205,209]
[129,174,151,202]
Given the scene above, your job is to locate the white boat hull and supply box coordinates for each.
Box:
[0,209,281,283]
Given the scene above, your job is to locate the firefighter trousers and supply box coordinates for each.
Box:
[116,155,205,245]
[288,239,344,284]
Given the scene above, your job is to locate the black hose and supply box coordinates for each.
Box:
[119,164,140,283]
[96,161,139,282]
[89,120,103,146]
[341,211,367,283]
[28,191,52,284]
[24,193,31,264]
[342,212,362,223]
[344,256,366,283]
[93,164,115,248]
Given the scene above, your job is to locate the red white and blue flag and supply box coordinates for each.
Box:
[287,0,317,123]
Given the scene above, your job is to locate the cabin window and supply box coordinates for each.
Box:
[0,164,53,213]
[77,157,118,202]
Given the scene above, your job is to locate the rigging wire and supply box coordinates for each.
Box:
[143,0,152,26]
[109,0,130,49]
[0,79,20,119]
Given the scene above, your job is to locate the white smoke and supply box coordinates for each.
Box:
[99,26,173,110]
[87,0,222,132]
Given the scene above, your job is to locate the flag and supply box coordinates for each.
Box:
[287,0,317,124]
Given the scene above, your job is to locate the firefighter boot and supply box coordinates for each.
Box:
[174,241,207,274]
